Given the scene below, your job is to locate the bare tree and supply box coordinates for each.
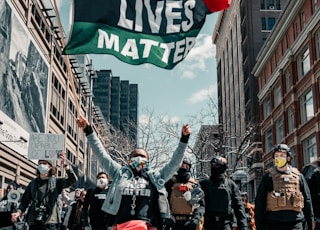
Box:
[92,96,221,175]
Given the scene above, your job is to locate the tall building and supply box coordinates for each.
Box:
[94,70,138,142]
[213,0,288,198]
[252,1,320,170]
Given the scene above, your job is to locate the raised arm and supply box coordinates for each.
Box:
[77,116,122,178]
[158,124,191,182]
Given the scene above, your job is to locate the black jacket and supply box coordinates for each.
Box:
[200,175,248,230]
[82,187,112,228]
[18,168,77,225]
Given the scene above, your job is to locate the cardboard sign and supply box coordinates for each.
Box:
[28,133,65,159]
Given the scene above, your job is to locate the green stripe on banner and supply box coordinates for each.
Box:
[63,22,201,69]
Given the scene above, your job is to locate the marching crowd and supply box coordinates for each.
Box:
[0,117,319,230]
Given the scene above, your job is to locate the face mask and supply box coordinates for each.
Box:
[129,156,150,172]
[96,178,109,188]
[211,165,226,177]
[176,168,191,183]
[38,164,50,175]
[275,157,287,168]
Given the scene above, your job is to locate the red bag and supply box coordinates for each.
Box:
[113,220,157,230]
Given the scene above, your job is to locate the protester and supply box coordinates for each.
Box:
[63,188,85,229]
[77,115,191,230]
[165,157,205,230]
[240,192,256,230]
[254,144,314,230]
[0,184,19,230]
[200,156,248,230]
[67,190,87,230]
[302,160,320,230]
[60,200,69,230]
[83,172,113,230]
[11,152,78,230]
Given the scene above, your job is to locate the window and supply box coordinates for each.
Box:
[267,0,275,9]
[285,69,291,93]
[303,135,317,165]
[287,106,294,133]
[265,129,273,153]
[275,118,284,143]
[294,22,299,39]
[50,74,65,125]
[316,29,320,60]
[300,11,305,29]
[298,47,311,79]
[260,0,280,10]
[313,0,319,12]
[274,83,281,107]
[300,89,314,123]
[261,18,266,30]
[268,18,276,30]
[290,147,297,167]
[264,97,271,118]
[261,0,266,9]
[276,0,280,10]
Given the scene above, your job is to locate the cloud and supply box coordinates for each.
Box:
[177,34,216,79]
[187,84,217,104]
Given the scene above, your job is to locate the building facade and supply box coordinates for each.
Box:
[213,0,288,199]
[253,0,320,170]
[93,70,138,142]
[0,0,118,195]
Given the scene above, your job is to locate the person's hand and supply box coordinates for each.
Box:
[182,124,191,136]
[162,216,176,228]
[59,151,67,166]
[84,226,90,230]
[11,212,20,222]
[77,115,89,130]
[184,218,199,229]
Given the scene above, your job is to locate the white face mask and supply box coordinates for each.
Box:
[38,164,50,175]
[96,178,109,188]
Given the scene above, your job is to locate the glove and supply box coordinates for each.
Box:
[162,216,176,229]
[184,218,199,230]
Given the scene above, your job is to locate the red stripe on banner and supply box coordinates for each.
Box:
[203,0,231,13]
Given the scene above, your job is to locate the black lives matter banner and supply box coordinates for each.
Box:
[63,0,231,69]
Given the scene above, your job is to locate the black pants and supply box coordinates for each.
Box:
[203,220,232,230]
[264,220,303,230]
[29,224,60,230]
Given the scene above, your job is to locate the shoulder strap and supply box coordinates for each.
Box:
[291,167,301,177]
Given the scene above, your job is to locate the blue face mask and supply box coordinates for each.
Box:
[38,164,50,174]
[129,156,150,172]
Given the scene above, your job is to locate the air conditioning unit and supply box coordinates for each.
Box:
[269,6,275,10]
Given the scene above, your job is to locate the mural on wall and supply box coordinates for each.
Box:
[0,0,49,133]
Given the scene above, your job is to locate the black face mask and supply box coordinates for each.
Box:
[176,168,191,183]
[211,165,226,177]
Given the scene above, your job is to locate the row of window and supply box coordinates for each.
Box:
[263,27,320,120]
[264,84,316,133]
